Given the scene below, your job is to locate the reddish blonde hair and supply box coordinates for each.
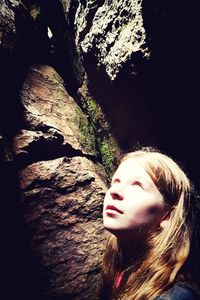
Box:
[100,147,199,300]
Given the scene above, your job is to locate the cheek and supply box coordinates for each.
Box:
[145,205,164,225]
[144,207,165,232]
[147,205,163,216]
[126,189,164,217]
[127,202,163,224]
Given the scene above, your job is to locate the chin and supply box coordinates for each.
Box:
[103,220,119,232]
[103,221,124,236]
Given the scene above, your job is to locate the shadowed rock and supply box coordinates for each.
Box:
[11,63,110,299]
[19,156,108,299]
[13,65,98,166]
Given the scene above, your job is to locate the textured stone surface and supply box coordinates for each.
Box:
[13,65,97,161]
[11,62,112,299]
[0,0,18,52]
[74,0,150,79]
[77,77,121,177]
[19,156,108,299]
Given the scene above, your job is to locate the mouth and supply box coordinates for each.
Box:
[106,205,123,214]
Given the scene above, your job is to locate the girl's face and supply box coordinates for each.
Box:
[103,158,167,240]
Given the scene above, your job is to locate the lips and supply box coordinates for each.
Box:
[106,205,123,214]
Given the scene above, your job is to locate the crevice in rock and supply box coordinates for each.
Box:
[41,0,84,92]
[20,0,85,94]
[21,173,95,195]
[14,139,101,170]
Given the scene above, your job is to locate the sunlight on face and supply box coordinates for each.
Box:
[103,158,167,241]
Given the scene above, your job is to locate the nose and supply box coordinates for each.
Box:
[109,185,124,200]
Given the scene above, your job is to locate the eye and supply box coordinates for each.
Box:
[131,181,143,188]
[111,178,120,185]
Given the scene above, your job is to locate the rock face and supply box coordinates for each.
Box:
[13,65,97,160]
[19,156,108,299]
[0,3,121,296]
[12,64,110,299]
[0,0,19,52]
[75,0,149,79]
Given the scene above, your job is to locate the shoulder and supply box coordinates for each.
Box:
[155,282,200,300]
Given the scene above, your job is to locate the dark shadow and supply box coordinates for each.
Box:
[81,0,200,191]
[81,45,160,150]
[142,0,200,189]
[0,4,53,299]
[1,158,49,300]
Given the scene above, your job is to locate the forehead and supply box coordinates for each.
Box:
[113,158,152,180]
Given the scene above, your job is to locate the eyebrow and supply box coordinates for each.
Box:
[133,176,155,188]
[112,175,155,189]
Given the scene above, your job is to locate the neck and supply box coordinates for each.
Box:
[118,239,148,270]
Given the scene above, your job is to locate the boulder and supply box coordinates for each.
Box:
[19,156,108,299]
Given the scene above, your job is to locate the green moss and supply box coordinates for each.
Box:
[83,97,99,124]
[29,5,41,20]
[76,107,97,154]
[98,138,118,181]
[78,93,120,180]
[52,72,63,85]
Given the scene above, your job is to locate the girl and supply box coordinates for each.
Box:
[101,147,200,300]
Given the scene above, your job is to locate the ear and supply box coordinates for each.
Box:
[160,219,170,229]
[160,207,173,229]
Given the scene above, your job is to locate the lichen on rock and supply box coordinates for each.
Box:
[75,0,150,79]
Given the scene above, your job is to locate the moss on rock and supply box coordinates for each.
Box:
[52,72,63,85]
[83,97,99,124]
[97,137,119,181]
[77,84,120,180]
[76,106,97,155]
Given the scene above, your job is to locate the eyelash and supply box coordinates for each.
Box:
[112,179,120,185]
[131,181,143,188]
[111,180,143,188]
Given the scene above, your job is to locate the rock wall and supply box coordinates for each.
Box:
[18,155,107,299]
[75,0,149,80]
[0,1,118,299]
[12,65,109,299]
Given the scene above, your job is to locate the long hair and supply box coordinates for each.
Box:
[100,147,200,300]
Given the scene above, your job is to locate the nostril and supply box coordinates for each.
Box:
[110,191,124,200]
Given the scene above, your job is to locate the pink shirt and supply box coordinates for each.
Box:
[116,272,124,288]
